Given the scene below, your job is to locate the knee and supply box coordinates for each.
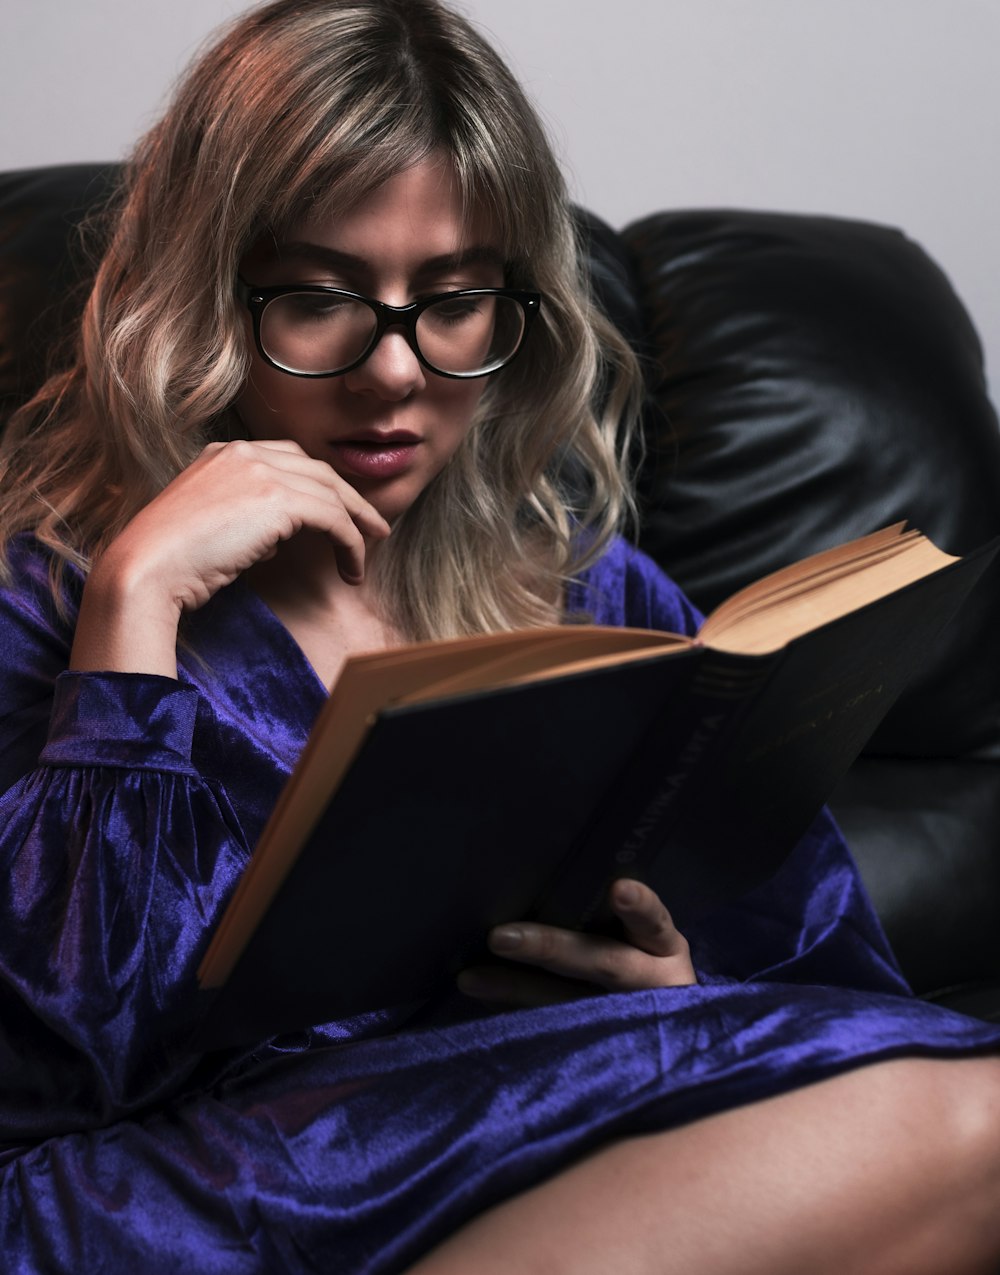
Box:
[870,1057,1000,1189]
[937,1058,1000,1175]
[915,1057,1000,1260]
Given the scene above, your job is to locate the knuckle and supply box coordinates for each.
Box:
[590,946,633,988]
[640,905,684,951]
[332,510,364,543]
[531,927,560,963]
[328,498,355,522]
[223,438,256,461]
[646,913,675,944]
[255,475,286,505]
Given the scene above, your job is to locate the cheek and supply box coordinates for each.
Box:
[437,382,488,447]
[235,358,315,440]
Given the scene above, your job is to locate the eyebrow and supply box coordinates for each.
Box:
[273,242,506,276]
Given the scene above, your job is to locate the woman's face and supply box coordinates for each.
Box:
[236,155,503,524]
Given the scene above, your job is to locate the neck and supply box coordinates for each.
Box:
[248,531,402,688]
[249,529,383,610]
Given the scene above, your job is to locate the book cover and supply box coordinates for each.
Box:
[194,530,997,1048]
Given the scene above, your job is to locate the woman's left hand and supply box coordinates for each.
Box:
[457,878,696,1007]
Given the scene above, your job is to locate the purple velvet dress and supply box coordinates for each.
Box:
[0,533,998,1273]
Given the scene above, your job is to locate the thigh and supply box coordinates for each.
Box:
[406,1057,1000,1275]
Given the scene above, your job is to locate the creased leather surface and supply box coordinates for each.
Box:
[0,163,119,421]
[622,208,1000,757]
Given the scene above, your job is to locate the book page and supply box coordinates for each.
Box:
[702,526,958,654]
[400,627,688,703]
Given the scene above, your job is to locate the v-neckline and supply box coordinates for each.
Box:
[180,578,331,772]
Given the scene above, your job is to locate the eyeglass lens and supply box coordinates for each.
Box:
[258,293,526,376]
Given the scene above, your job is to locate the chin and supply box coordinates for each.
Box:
[349,479,421,528]
[349,463,448,526]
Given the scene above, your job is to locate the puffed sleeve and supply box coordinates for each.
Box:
[0,541,253,1141]
[567,537,705,636]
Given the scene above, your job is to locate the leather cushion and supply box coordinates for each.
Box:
[622,209,1000,757]
[0,163,120,422]
[831,756,1000,995]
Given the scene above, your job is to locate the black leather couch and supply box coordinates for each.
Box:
[3,163,1000,1016]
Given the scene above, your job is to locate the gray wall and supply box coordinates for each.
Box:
[5,0,999,394]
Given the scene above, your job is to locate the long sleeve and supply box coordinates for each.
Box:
[0,537,993,1275]
[0,541,255,1141]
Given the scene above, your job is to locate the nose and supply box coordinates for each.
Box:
[341,326,426,400]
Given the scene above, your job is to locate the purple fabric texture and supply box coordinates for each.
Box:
[0,533,998,1273]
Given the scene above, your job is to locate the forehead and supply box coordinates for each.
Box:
[278,155,499,265]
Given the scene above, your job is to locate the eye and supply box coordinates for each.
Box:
[282,291,355,320]
[426,293,487,326]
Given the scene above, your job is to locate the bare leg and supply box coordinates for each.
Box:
[407,1057,1000,1275]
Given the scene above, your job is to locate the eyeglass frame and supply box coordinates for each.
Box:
[235,277,542,380]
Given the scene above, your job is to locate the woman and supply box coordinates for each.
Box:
[0,2,999,1271]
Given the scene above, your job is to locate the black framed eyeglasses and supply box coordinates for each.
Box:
[236,278,542,379]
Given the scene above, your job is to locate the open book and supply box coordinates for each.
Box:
[195,524,996,1048]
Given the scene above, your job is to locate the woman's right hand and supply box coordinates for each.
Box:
[69,439,390,677]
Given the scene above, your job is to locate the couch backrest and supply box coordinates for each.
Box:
[622,208,1000,760]
[4,163,1000,995]
[4,164,1000,759]
[0,164,120,422]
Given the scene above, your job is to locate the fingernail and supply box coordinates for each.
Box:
[614,880,640,907]
[489,925,524,953]
[457,970,485,996]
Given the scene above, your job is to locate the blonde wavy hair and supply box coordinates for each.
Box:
[0,0,642,640]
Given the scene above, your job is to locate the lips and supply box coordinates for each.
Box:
[328,432,421,480]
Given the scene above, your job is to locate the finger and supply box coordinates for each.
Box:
[211,441,392,541]
[331,525,365,585]
[242,438,311,454]
[608,878,690,959]
[196,442,391,584]
[253,485,372,584]
[270,472,391,546]
[457,964,595,1008]
[485,920,693,992]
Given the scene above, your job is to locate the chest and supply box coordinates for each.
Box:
[282,597,398,688]
[245,547,405,689]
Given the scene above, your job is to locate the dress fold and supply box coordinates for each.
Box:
[0,532,996,1274]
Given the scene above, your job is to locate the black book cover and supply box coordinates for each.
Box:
[195,539,996,1049]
